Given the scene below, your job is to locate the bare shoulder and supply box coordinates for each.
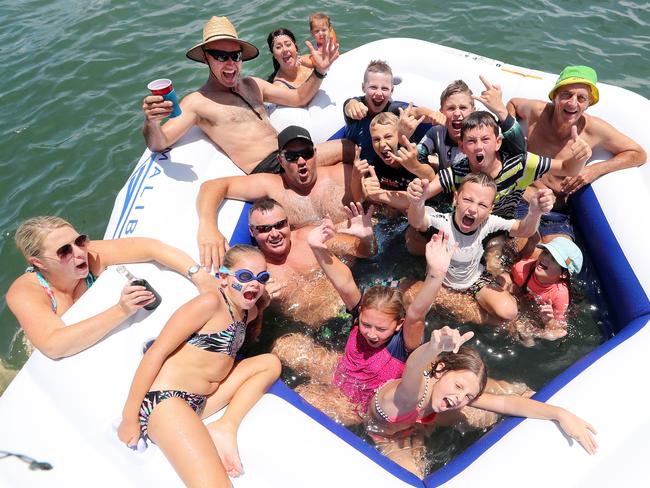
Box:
[509,97,547,119]
[6,274,48,312]
[240,76,265,101]
[320,162,347,182]
[584,113,623,138]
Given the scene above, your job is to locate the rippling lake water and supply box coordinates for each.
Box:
[1,1,648,388]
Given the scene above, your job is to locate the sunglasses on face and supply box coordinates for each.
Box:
[204,49,243,62]
[219,266,271,284]
[55,234,89,259]
[281,146,314,163]
[250,218,288,234]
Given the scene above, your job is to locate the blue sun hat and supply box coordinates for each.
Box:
[537,237,583,275]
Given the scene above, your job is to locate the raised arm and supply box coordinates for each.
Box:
[307,219,362,310]
[471,393,598,454]
[118,292,220,447]
[407,178,431,231]
[256,38,339,107]
[394,326,474,412]
[402,233,456,350]
[509,188,554,237]
[328,202,377,258]
[393,135,436,181]
[196,173,275,271]
[142,92,201,153]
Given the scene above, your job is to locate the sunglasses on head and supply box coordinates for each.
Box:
[219,266,271,284]
[250,218,288,234]
[281,146,314,163]
[204,49,243,62]
[55,234,89,259]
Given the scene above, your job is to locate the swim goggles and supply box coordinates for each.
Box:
[204,49,243,63]
[281,146,314,163]
[249,218,288,233]
[218,266,271,284]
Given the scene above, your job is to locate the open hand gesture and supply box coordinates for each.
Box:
[305,38,339,75]
[339,202,375,240]
[427,326,475,356]
[425,232,457,277]
[307,218,336,250]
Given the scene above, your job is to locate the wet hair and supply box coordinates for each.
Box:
[431,344,488,396]
[457,172,497,196]
[369,112,398,131]
[359,285,405,321]
[266,28,297,82]
[15,216,73,261]
[460,111,499,140]
[440,79,474,107]
[363,60,393,85]
[222,244,264,270]
[248,197,283,220]
[309,12,332,30]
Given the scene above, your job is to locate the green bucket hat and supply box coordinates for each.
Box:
[548,65,599,105]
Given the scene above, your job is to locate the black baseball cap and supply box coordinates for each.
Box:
[277,126,314,151]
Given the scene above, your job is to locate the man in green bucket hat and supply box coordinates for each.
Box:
[507,64,646,252]
[141,16,352,175]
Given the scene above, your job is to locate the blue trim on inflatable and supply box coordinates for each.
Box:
[425,312,649,486]
[223,132,649,486]
[267,381,423,487]
[228,202,254,247]
[112,153,158,239]
[572,186,650,332]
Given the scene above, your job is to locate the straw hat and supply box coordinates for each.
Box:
[186,16,259,64]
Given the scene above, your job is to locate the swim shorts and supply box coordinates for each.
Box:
[250,150,282,174]
[514,200,575,239]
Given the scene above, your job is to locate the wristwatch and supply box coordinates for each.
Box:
[186,264,202,280]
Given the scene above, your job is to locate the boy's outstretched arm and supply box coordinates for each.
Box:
[407,178,430,231]
[549,126,592,176]
[509,188,554,237]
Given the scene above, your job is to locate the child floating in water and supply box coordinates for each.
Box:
[118,245,281,486]
[408,172,554,325]
[368,325,597,477]
[272,219,455,426]
[506,237,583,343]
[300,12,337,69]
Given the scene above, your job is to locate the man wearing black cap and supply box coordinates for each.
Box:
[142,16,352,174]
[197,126,356,271]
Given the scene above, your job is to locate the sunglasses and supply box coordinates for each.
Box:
[281,146,314,163]
[219,266,271,285]
[55,234,89,259]
[250,218,288,234]
[204,49,243,62]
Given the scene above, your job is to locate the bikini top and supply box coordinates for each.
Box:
[186,288,248,358]
[373,370,436,425]
[26,266,96,313]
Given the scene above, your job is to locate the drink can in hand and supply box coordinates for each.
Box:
[147,78,182,118]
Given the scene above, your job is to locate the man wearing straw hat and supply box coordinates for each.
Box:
[142,16,351,174]
[507,65,646,247]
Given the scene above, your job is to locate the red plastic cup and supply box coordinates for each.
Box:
[147,78,181,117]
